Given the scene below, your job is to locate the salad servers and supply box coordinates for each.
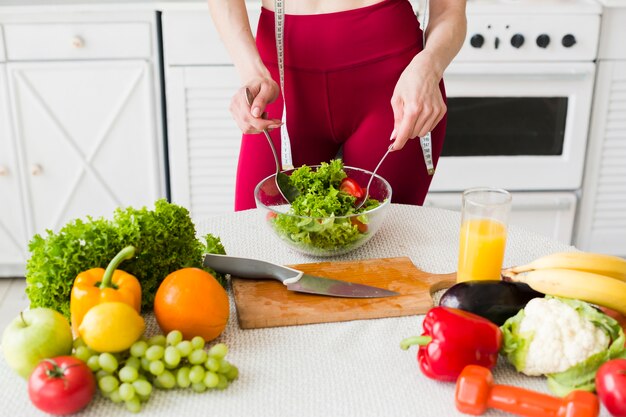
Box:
[245,88,299,203]
[355,144,393,209]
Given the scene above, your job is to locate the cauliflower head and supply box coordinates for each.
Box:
[501,296,626,397]
[517,297,609,375]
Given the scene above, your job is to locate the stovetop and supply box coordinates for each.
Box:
[452,0,602,61]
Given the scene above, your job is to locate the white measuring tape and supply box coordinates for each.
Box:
[274,0,434,175]
[274,0,294,170]
[420,0,434,176]
[420,132,435,175]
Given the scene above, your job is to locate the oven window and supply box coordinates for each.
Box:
[443,97,568,156]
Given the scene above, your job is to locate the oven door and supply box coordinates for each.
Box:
[430,62,595,191]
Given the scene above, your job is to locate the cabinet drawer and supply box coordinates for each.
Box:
[4,22,152,61]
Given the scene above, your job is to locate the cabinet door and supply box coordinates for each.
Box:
[576,61,626,256]
[7,60,163,235]
[167,66,240,220]
[0,64,28,275]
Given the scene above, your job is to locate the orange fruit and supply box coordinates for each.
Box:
[154,268,229,341]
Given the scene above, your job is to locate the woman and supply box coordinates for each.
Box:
[207,0,467,211]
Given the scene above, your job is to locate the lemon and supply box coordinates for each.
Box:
[79,302,145,353]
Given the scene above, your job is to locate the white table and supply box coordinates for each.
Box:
[0,204,611,416]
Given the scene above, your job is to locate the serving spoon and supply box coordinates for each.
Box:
[245,88,299,203]
[355,144,393,209]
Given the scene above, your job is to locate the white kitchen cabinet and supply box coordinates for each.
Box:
[163,9,260,220]
[0,25,5,61]
[0,10,166,277]
[576,60,626,256]
[424,192,577,245]
[576,4,626,256]
[167,66,241,219]
[7,60,163,235]
[0,64,29,276]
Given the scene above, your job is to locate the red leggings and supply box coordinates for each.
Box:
[234,0,447,211]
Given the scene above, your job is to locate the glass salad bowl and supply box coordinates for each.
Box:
[254,165,392,257]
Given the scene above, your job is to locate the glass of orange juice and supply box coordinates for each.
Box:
[457,187,512,282]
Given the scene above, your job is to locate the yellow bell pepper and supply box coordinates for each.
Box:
[70,246,142,335]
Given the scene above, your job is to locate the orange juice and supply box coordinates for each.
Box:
[457,218,507,282]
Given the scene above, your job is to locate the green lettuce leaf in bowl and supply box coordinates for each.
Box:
[255,160,390,257]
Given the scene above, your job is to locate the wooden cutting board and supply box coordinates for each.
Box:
[231,257,457,329]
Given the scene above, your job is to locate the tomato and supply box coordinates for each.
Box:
[350,217,368,233]
[596,359,626,417]
[340,178,364,199]
[600,306,626,346]
[28,356,96,416]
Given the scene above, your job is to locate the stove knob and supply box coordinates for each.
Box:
[510,33,525,48]
[536,34,550,48]
[562,34,577,48]
[470,34,485,48]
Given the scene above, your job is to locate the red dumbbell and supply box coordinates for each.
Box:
[455,365,599,417]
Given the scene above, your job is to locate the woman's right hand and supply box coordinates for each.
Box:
[230,77,282,133]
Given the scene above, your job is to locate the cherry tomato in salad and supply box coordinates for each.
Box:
[28,356,96,416]
[596,359,626,417]
[350,217,368,233]
[340,178,364,199]
[599,306,626,346]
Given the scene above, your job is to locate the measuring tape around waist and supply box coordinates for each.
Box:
[420,0,434,176]
[274,0,294,170]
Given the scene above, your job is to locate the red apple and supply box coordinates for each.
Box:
[596,359,626,417]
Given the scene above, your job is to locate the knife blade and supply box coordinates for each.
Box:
[203,253,399,298]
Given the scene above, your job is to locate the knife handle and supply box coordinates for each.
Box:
[202,253,303,285]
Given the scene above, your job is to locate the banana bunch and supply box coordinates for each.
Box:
[503,251,626,315]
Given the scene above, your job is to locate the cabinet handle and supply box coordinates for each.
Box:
[31,164,43,176]
[0,166,8,176]
[71,36,85,48]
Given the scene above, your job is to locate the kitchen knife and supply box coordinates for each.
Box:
[203,253,399,298]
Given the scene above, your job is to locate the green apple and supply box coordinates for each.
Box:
[1,308,73,379]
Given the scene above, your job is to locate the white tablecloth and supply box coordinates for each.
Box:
[0,204,612,416]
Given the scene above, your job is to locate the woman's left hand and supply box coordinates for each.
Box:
[390,53,446,151]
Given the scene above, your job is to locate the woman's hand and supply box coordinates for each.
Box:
[390,53,446,150]
[230,77,282,134]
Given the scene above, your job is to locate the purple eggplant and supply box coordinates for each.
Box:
[439,280,543,326]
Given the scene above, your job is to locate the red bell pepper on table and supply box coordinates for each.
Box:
[400,306,502,381]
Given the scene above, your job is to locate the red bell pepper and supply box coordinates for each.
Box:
[400,306,502,382]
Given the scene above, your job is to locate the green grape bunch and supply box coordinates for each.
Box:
[72,330,239,413]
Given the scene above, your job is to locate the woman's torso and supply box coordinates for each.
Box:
[261,0,386,14]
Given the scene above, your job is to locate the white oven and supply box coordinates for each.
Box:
[423,0,602,244]
[432,62,595,191]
